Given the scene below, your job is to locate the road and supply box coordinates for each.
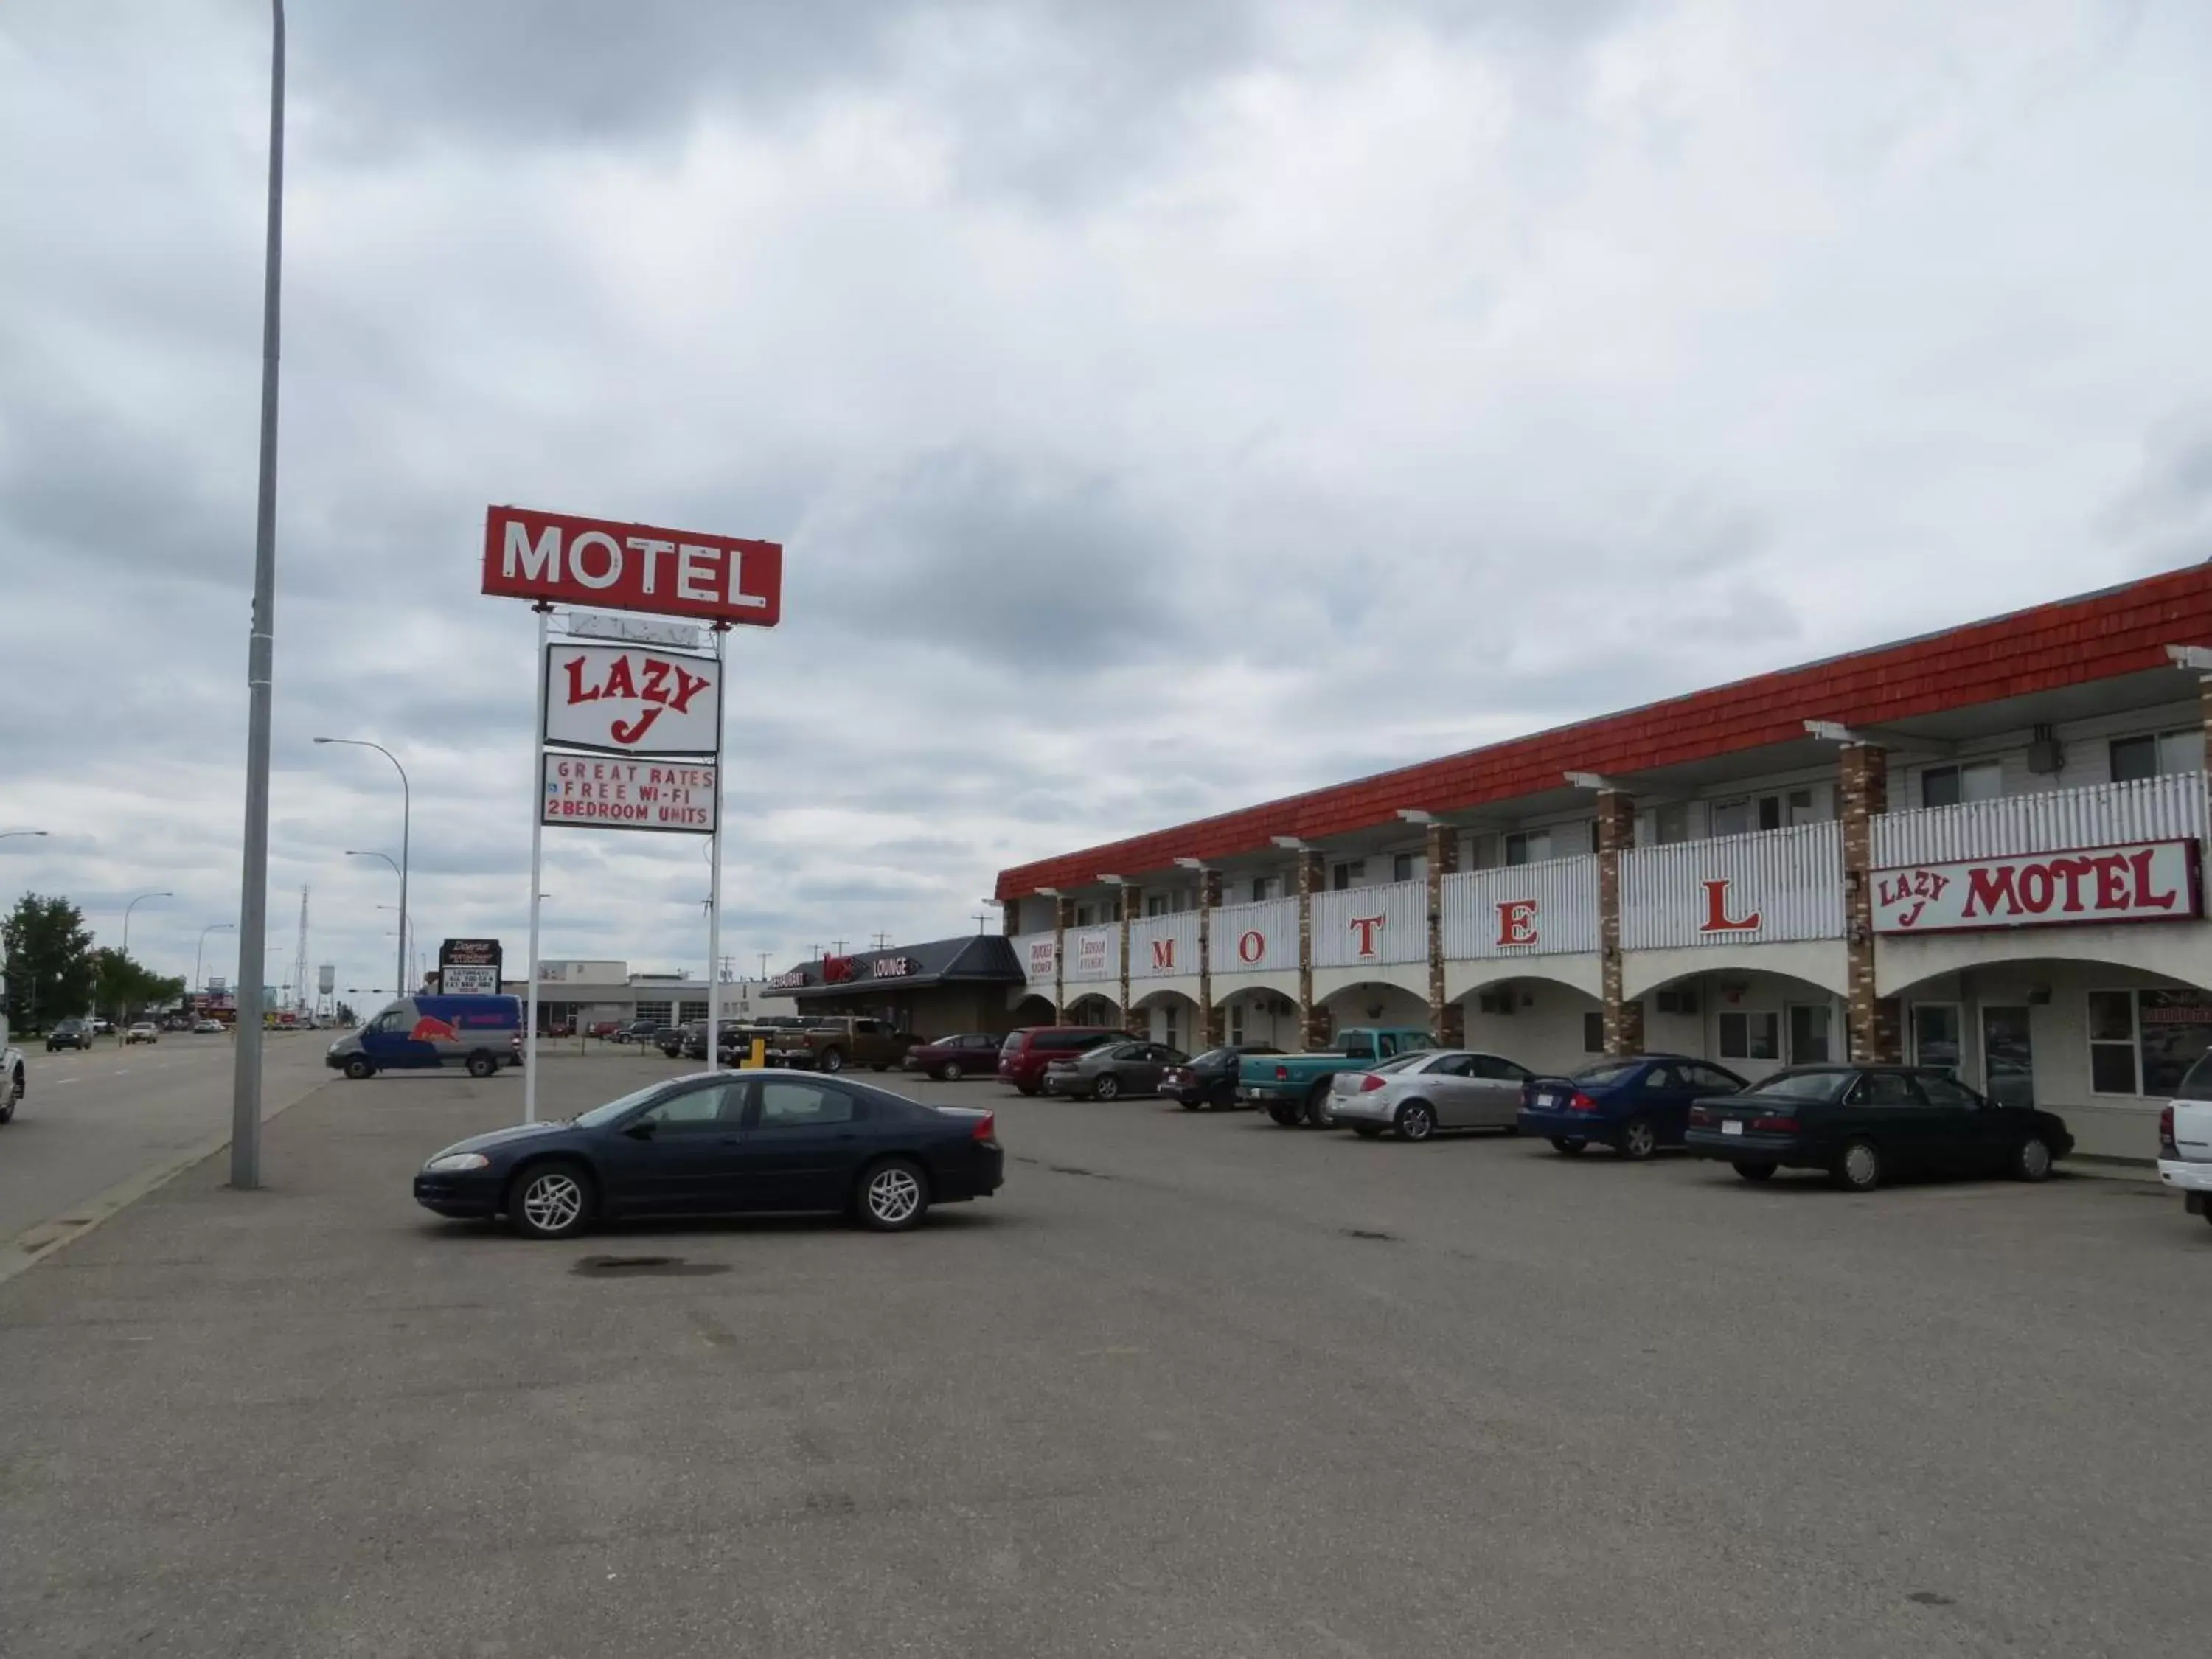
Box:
[1,1060,2208,1657]
[0,1032,333,1251]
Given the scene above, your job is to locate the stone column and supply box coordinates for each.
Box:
[1596,791,1644,1056]
[1053,895,1074,1022]
[1840,744,1901,1062]
[1425,821,1462,1045]
[1297,847,1329,1049]
[1119,885,1144,1037]
[1197,868,1223,1048]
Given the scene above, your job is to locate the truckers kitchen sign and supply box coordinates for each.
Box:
[484,505,782,627]
[1872,840,2202,934]
[544,644,720,757]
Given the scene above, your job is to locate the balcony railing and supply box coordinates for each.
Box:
[1014,930,1056,987]
[1871,772,2210,868]
[1620,821,1844,950]
[1209,897,1298,972]
[1312,879,1428,967]
[1441,856,1601,959]
[1130,911,1201,978]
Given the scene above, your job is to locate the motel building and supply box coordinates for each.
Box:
[991,566,2212,1164]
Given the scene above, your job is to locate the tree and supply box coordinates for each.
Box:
[3,893,97,1033]
[91,948,186,1024]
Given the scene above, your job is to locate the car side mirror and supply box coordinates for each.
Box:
[622,1120,656,1141]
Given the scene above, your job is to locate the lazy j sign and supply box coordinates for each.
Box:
[1873,839,2202,935]
[544,644,720,757]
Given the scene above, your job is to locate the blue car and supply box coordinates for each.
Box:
[1518,1054,1747,1161]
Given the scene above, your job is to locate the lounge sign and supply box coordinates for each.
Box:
[1873,839,2202,934]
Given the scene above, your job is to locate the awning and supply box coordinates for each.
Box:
[771,935,1023,1001]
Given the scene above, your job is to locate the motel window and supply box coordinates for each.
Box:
[1587,819,1602,855]
[1503,830,1550,866]
[1653,802,1690,844]
[1466,834,1498,870]
[1911,1004,1962,1072]
[1146,893,1169,917]
[2090,987,2212,1096]
[1075,905,1097,927]
[1582,1011,1604,1053]
[1391,852,1426,884]
[1920,761,2002,809]
[1250,875,1279,902]
[1786,787,1823,827]
[1710,799,1751,837]
[1717,1010,1780,1061]
[1331,859,1366,891]
[2110,730,2202,784]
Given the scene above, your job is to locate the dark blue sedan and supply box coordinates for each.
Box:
[1517,1054,1747,1161]
[414,1069,1003,1238]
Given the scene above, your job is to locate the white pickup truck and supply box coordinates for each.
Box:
[2158,1054,2212,1230]
[0,967,24,1125]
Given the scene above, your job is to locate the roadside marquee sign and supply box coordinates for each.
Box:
[541,754,718,835]
[543,642,722,757]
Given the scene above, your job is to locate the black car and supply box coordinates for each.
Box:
[47,1018,93,1052]
[413,1069,1004,1237]
[653,1025,686,1058]
[1683,1065,2073,1191]
[1162,1043,1283,1110]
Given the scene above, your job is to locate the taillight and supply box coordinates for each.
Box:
[1358,1074,1387,1092]
[1275,1064,1290,1080]
[972,1112,997,1145]
[1568,1092,1599,1112]
[2160,1105,2177,1156]
[1750,1115,1801,1134]
[1688,1105,1713,1127]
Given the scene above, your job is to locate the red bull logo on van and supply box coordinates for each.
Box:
[410,1016,462,1043]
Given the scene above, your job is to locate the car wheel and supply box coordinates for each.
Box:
[1179,1097,1202,1111]
[942,1062,964,1083]
[1266,1102,1300,1127]
[1618,1117,1658,1161]
[1352,1124,1383,1139]
[1550,1137,1588,1156]
[0,1066,19,1124]
[343,1056,374,1081]
[1396,1101,1436,1142]
[819,1048,846,1074]
[1832,1138,1882,1192]
[1093,1074,1121,1101]
[870,1063,890,1073]
[856,1157,929,1232]
[1306,1082,1337,1129]
[1017,1082,1039,1097]
[1733,1161,1777,1183]
[465,1051,497,1079]
[508,1162,594,1240]
[2012,1134,2055,1183]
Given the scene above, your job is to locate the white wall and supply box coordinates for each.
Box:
[1459,981,1601,1077]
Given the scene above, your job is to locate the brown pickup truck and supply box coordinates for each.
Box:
[765,1016,919,1074]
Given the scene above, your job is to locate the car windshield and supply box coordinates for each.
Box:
[2178,1051,2212,1099]
[571,1080,681,1128]
[1753,1070,1855,1102]
[1573,1061,1643,1087]
[1190,1048,1239,1066]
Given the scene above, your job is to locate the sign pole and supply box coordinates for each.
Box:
[705,625,727,1072]
[524,602,550,1124]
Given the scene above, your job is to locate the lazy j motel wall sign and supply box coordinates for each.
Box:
[1872,839,2202,935]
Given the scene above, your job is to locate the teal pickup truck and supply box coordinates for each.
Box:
[1239,1028,1436,1128]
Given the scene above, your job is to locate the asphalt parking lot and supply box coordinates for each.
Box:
[2,1057,2207,1658]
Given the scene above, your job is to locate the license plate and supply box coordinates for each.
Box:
[1537,1094,1559,1110]
[1721,1120,1744,1137]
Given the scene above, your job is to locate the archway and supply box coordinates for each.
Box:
[1633,965,1846,1085]
[1131,988,1203,1052]
[1009,992,1056,1028]
[1456,973,1606,1076]
[1218,984,1299,1051]
[1065,993,1120,1029]
[1319,981,1429,1038]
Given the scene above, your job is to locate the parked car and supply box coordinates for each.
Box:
[613,1018,659,1045]
[124,1022,159,1045]
[326,995,525,1080]
[1520,1055,1748,1161]
[91,1018,115,1036]
[194,1018,226,1034]
[47,1018,94,1052]
[905,1032,1005,1082]
[2157,1053,2212,1229]
[1042,1040,1188,1101]
[412,1070,1004,1238]
[764,1017,917,1074]
[1239,1028,1436,1127]
[1683,1064,2073,1190]
[1162,1043,1283,1110]
[996,1026,1126,1096]
[719,1015,814,1065]
[658,1024,692,1059]
[1328,1049,1534,1141]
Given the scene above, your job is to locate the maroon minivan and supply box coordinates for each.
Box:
[998,1027,1123,1095]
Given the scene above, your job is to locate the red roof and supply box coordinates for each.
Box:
[995,564,2212,899]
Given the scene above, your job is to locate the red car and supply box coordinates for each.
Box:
[906,1032,1006,1082]
[995,1027,1124,1096]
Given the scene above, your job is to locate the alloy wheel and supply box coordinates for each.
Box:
[521,1171,585,1235]
[1398,1103,1434,1141]
[1093,1074,1120,1101]
[1620,1119,1657,1161]
[942,1062,964,1083]
[866,1166,922,1225]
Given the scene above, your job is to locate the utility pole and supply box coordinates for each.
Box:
[229,0,284,1191]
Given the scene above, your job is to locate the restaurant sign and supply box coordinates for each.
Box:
[1873,839,2202,935]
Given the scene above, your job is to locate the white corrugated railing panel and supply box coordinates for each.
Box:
[1440,857,1600,959]
[1872,773,2211,867]
[1620,821,1843,950]
[1311,880,1427,967]
[1130,913,1201,978]
[1063,925,1120,983]
[1015,931,1057,987]
[1208,897,1298,973]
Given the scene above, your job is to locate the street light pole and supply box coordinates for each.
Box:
[118,891,174,1025]
[317,740,410,998]
[344,849,405,992]
[231,0,285,1192]
[196,922,236,998]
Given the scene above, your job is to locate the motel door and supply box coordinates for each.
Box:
[1980,1006,2035,1107]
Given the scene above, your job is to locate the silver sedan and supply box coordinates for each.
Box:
[1326,1050,1533,1142]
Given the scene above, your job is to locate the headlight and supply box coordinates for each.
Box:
[424,1152,490,1173]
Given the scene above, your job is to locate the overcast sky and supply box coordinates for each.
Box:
[4,0,2209,998]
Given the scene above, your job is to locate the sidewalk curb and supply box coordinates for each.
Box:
[0,1078,336,1290]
